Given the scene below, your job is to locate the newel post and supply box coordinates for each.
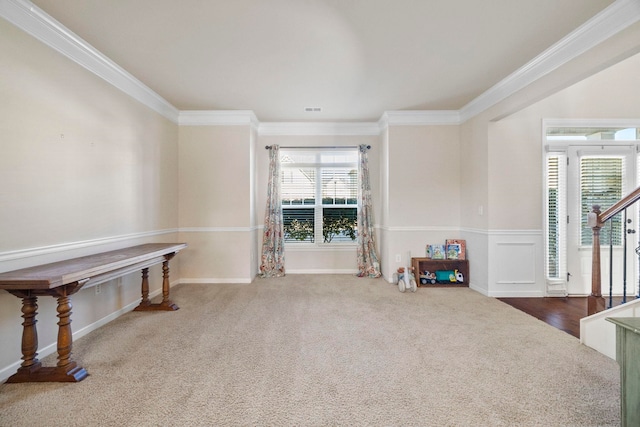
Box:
[588,205,605,315]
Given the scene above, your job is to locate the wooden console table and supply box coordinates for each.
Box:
[0,243,186,383]
[606,317,640,427]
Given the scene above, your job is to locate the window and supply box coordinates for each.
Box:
[546,154,566,279]
[280,148,358,244]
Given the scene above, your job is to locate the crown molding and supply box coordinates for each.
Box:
[178,110,259,129]
[258,122,381,136]
[0,0,180,123]
[458,0,640,123]
[3,0,639,128]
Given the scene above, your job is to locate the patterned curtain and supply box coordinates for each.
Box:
[356,144,381,278]
[260,145,285,277]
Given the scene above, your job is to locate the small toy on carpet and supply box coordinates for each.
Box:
[392,266,417,293]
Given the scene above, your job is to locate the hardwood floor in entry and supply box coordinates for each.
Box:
[498,296,638,338]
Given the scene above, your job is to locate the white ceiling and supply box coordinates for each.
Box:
[29,0,615,122]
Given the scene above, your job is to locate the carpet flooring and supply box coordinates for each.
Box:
[0,275,621,426]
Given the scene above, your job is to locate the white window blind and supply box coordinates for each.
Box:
[580,157,624,246]
[546,153,567,280]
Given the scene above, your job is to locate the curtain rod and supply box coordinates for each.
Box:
[264,145,371,150]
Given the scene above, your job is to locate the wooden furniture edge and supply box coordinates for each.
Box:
[0,243,186,383]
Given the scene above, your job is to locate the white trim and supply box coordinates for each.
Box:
[179,226,257,233]
[178,110,259,129]
[487,289,546,298]
[258,122,381,136]
[0,229,179,263]
[460,227,490,236]
[0,0,179,123]
[489,229,543,236]
[459,0,640,123]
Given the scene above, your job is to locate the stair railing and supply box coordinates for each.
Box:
[589,186,640,315]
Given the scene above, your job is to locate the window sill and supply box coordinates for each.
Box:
[285,243,357,252]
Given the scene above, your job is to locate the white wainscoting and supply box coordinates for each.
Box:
[496,242,537,285]
[487,230,545,297]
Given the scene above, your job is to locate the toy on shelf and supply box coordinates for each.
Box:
[419,271,436,285]
[392,266,417,293]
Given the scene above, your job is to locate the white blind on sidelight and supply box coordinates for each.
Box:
[546,153,567,280]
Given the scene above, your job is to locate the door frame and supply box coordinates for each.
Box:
[542,119,640,297]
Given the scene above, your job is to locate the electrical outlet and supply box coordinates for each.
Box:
[95,284,101,295]
[395,254,401,262]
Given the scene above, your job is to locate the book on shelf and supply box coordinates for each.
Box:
[446,244,461,260]
[431,244,445,260]
[425,245,433,258]
[445,239,466,260]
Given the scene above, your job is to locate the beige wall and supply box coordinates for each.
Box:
[178,125,254,281]
[380,125,462,279]
[386,126,460,227]
[0,20,179,377]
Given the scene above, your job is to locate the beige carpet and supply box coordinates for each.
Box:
[0,275,620,426]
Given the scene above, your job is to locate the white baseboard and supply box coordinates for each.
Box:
[487,290,546,298]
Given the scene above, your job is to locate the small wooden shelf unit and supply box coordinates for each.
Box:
[412,257,469,287]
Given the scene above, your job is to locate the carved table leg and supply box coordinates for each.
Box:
[6,293,43,382]
[6,283,88,382]
[135,268,151,309]
[50,291,87,381]
[134,254,179,311]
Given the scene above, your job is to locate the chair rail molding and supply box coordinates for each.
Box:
[0,229,179,266]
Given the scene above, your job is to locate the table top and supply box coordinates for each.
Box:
[606,317,640,335]
[0,243,186,290]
